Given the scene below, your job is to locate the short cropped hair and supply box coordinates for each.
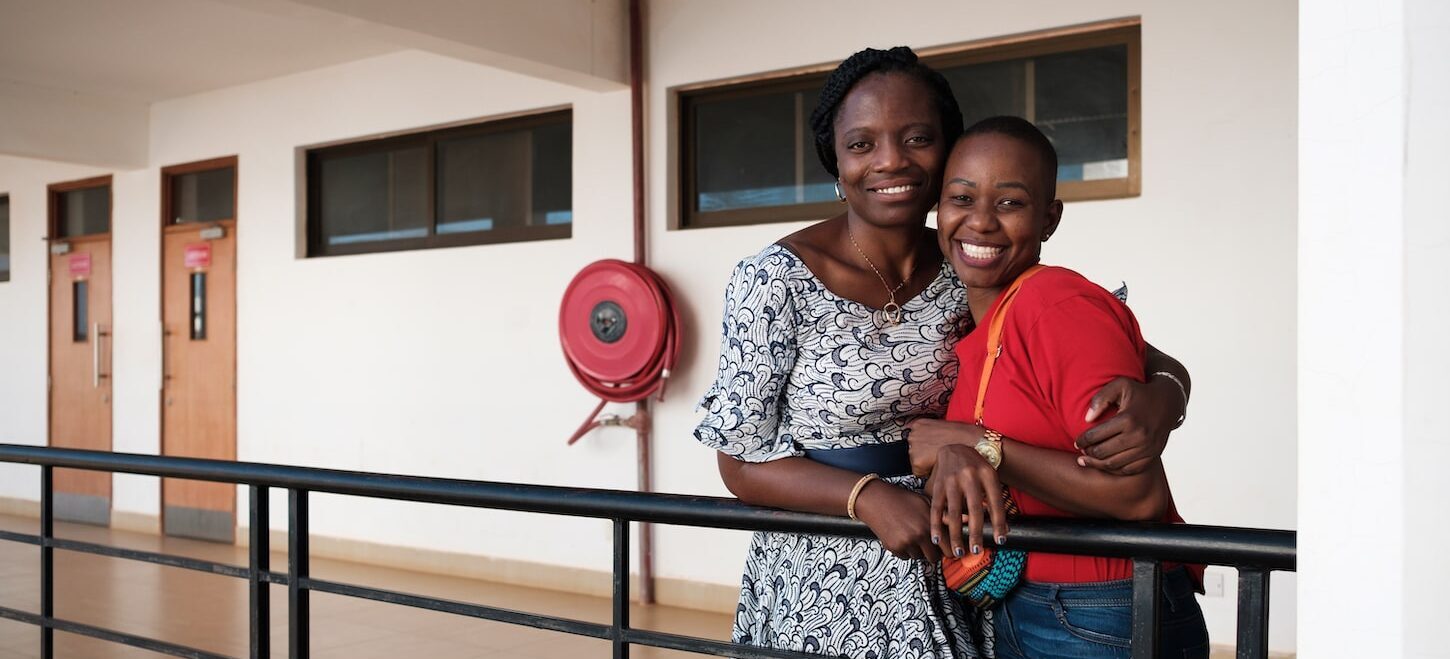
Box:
[961,115,1059,198]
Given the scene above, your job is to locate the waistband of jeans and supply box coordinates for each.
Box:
[803,442,912,477]
[1015,566,1197,601]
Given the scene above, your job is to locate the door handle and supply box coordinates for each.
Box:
[93,323,111,388]
[162,326,174,384]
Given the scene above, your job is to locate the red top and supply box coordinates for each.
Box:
[944,266,1188,584]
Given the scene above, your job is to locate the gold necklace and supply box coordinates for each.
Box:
[846,225,916,326]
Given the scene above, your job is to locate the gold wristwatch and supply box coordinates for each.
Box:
[975,429,1004,470]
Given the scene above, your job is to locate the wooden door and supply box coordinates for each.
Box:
[161,158,238,543]
[49,237,113,525]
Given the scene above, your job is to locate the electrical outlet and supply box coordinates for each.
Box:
[1204,570,1225,597]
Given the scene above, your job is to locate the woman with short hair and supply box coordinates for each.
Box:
[909,116,1210,658]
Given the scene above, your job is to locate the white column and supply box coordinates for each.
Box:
[1399,1,1450,656]
[1299,1,1450,657]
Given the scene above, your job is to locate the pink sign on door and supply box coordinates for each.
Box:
[184,243,211,270]
[69,252,91,278]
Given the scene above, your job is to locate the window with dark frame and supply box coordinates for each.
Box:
[54,184,111,237]
[306,110,572,257]
[169,165,236,224]
[677,23,1140,229]
[1,195,10,282]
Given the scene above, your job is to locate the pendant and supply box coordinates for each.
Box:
[881,301,903,326]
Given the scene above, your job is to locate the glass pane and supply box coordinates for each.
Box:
[437,131,529,234]
[943,45,1129,183]
[1,197,10,281]
[530,122,573,227]
[57,186,110,237]
[190,272,207,340]
[797,88,837,203]
[320,147,429,246]
[941,59,1029,127]
[1034,46,1129,182]
[73,281,88,342]
[171,167,235,223]
[693,88,832,213]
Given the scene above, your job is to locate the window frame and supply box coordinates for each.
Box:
[161,155,239,228]
[1,194,10,282]
[679,75,843,230]
[305,109,573,258]
[48,175,114,240]
[673,18,1141,229]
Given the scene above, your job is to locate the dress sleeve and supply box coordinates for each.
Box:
[693,257,801,463]
[1023,292,1147,440]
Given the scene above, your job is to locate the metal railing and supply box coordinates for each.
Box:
[0,444,1294,659]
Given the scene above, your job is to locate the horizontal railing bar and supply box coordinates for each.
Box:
[0,528,292,583]
[306,578,828,659]
[0,605,234,659]
[998,518,1295,570]
[621,628,832,658]
[0,528,40,546]
[49,536,253,579]
[304,578,612,639]
[0,445,1296,569]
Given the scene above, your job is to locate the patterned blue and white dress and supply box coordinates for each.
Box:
[695,243,989,659]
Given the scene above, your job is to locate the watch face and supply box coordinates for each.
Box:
[975,442,1002,469]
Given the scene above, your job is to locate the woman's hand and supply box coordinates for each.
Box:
[1074,375,1186,475]
[905,418,983,477]
[853,481,943,562]
[927,445,1009,560]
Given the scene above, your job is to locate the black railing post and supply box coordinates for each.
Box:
[1236,567,1271,659]
[289,489,309,659]
[612,517,630,659]
[1129,558,1160,659]
[39,465,53,659]
[250,485,271,659]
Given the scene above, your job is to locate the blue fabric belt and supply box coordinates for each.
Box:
[804,441,913,478]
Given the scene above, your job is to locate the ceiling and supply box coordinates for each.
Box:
[0,0,627,166]
[0,0,402,103]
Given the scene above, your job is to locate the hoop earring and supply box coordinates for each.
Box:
[834,180,846,202]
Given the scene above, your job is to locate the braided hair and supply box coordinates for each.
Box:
[809,46,964,179]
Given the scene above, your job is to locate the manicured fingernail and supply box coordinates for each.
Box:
[1077,456,1088,467]
[932,535,940,545]
[996,535,1007,545]
[971,544,982,555]
[954,547,964,558]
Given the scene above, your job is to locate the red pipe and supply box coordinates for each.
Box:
[628,0,656,605]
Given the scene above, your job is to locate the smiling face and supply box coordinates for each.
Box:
[937,132,1063,295]
[833,72,947,228]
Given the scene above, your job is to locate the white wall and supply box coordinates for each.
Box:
[0,155,112,502]
[0,1,1300,652]
[144,50,642,568]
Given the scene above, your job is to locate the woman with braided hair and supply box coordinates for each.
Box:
[695,46,1192,658]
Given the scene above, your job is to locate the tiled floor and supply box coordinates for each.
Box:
[0,514,730,658]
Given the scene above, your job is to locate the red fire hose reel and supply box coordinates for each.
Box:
[559,260,680,444]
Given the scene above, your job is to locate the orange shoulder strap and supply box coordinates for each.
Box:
[974,265,1045,424]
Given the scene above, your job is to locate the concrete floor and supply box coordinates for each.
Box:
[0,514,731,658]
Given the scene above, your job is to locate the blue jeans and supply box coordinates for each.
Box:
[991,568,1209,659]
